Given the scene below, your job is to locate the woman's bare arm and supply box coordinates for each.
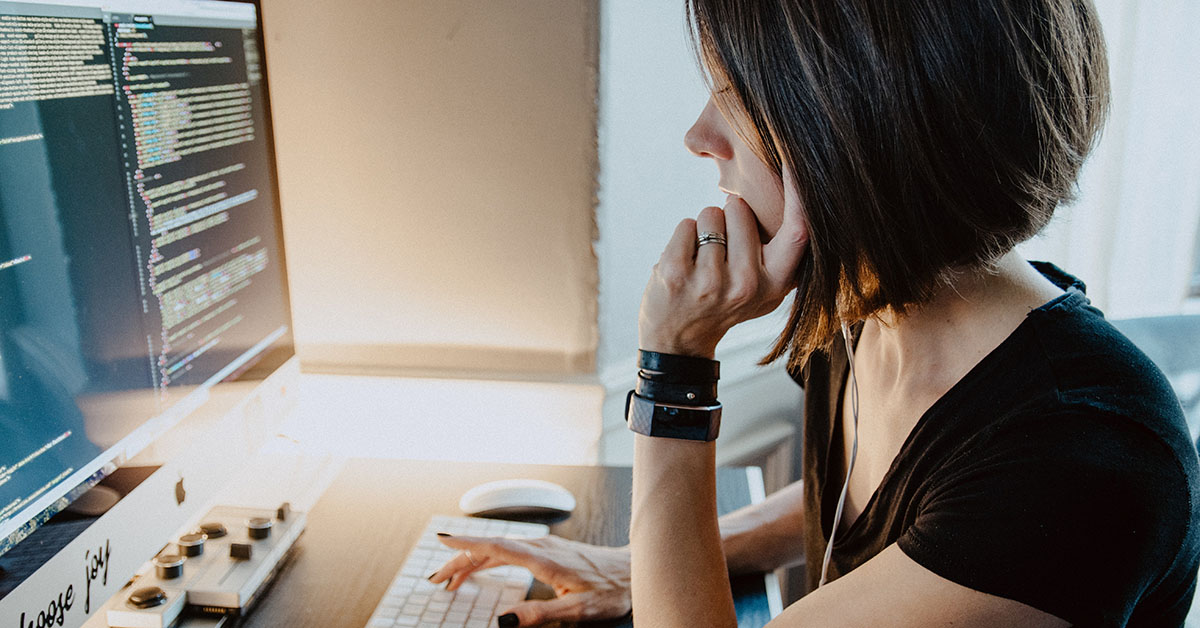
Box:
[632,436,737,628]
[719,479,805,575]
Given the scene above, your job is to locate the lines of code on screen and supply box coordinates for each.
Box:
[0,14,113,106]
[107,14,288,400]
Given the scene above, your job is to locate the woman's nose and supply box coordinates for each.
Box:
[684,97,734,161]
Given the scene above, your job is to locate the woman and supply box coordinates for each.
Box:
[431,0,1200,626]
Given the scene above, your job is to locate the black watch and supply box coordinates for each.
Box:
[625,391,721,442]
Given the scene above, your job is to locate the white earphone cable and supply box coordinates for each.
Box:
[819,320,860,587]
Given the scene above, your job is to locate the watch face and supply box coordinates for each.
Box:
[626,392,721,441]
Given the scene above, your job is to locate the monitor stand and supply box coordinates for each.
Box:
[65,487,121,518]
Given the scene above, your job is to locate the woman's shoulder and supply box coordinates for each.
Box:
[974,289,1200,555]
[1017,279,1192,458]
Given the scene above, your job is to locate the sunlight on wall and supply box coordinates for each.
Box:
[262,0,599,375]
[275,374,604,465]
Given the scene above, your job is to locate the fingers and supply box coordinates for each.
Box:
[694,206,727,269]
[428,535,499,589]
[501,590,629,628]
[436,551,504,590]
[500,596,585,628]
[432,534,554,592]
[762,164,809,288]
[722,196,760,280]
[660,218,698,270]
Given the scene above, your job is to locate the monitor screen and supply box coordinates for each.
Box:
[0,0,292,556]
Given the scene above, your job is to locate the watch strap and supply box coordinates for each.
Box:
[625,391,721,441]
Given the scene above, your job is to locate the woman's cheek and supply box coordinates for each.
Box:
[737,196,780,243]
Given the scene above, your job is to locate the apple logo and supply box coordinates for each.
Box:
[175,477,186,505]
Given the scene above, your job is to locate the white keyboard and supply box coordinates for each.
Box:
[366,515,550,628]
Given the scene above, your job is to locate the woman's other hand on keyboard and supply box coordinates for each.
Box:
[431,534,631,626]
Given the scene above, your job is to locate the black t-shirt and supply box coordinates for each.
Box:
[793,262,1200,627]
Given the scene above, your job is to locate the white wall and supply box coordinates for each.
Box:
[1018,0,1200,319]
[595,0,712,373]
[595,1,801,464]
[260,0,600,376]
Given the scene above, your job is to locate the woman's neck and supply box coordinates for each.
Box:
[860,251,1065,395]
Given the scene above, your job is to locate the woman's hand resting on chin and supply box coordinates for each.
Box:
[639,169,809,359]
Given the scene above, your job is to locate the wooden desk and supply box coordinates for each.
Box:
[242,459,776,627]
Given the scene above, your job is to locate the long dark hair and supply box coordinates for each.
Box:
[686,0,1110,367]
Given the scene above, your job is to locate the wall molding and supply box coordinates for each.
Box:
[298,343,596,382]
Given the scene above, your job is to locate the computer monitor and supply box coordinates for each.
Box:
[0,0,294,622]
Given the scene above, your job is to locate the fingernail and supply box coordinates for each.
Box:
[498,614,519,628]
[437,532,452,537]
[427,571,438,581]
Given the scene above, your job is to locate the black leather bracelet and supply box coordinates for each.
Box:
[635,376,718,406]
[637,350,720,383]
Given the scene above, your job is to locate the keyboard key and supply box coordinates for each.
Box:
[364,516,547,628]
[401,564,426,578]
[392,577,420,592]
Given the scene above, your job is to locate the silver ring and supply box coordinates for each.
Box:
[465,549,480,567]
[697,231,727,247]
